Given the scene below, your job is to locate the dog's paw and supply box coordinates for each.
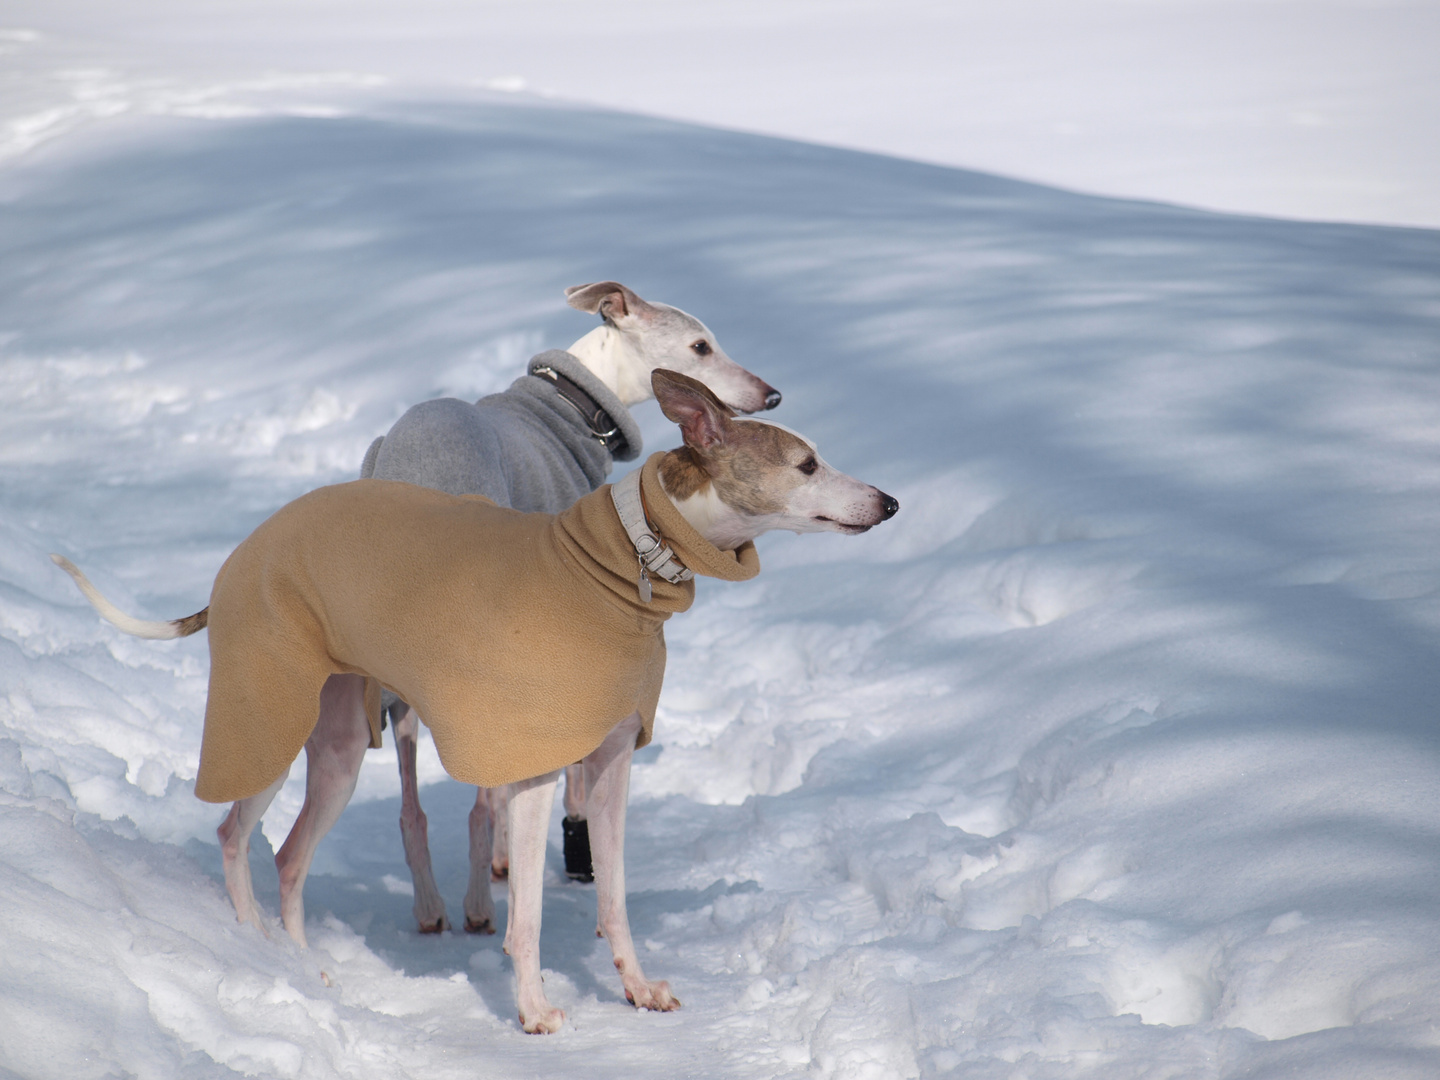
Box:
[519,1006,565,1034]
[626,979,681,1012]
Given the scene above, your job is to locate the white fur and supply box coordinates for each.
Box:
[50,554,185,639]
[566,295,776,413]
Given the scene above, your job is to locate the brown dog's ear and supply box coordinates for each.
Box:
[564,281,650,325]
[653,368,736,451]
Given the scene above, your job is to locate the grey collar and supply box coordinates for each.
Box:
[610,468,693,603]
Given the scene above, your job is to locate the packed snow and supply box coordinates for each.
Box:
[3,13,1440,1080]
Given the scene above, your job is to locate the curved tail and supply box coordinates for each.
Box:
[50,554,208,640]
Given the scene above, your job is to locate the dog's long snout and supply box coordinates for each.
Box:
[763,388,782,410]
[878,491,899,519]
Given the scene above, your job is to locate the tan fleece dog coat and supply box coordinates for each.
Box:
[194,452,759,803]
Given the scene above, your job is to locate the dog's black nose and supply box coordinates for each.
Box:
[764,389,782,410]
[879,492,899,519]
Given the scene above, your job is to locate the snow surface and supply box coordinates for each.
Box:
[4,0,1440,228]
[3,56,1440,1080]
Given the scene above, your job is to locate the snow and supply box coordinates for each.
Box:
[4,1,1440,228]
[3,8,1440,1079]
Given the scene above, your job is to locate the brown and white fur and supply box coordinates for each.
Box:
[51,369,896,1034]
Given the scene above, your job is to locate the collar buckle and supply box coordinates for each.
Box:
[610,469,693,602]
[533,365,629,455]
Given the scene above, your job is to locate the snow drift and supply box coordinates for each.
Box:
[1,95,1439,1078]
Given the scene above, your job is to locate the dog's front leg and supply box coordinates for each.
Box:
[585,712,680,1013]
[217,768,288,935]
[274,673,371,948]
[504,770,564,1033]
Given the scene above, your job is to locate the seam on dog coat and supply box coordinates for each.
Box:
[193,453,759,803]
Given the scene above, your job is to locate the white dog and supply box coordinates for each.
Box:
[363,281,780,933]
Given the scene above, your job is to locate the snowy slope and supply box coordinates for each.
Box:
[4,0,1440,228]
[2,97,1440,1078]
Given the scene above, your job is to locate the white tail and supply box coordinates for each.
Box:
[50,554,207,640]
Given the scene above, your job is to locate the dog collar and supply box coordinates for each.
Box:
[531,364,629,457]
[610,468,693,602]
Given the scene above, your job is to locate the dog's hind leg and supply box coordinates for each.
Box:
[585,712,679,1012]
[463,786,498,933]
[393,703,450,933]
[217,769,287,935]
[561,764,593,882]
[274,673,370,948]
[562,763,587,818]
[504,769,565,1034]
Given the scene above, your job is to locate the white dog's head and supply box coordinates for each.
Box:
[566,281,780,414]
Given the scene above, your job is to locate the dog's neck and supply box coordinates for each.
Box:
[568,325,653,407]
[657,449,768,552]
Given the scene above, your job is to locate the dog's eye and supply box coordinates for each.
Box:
[798,456,818,476]
[690,339,712,356]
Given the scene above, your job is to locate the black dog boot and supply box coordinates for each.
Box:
[562,815,594,882]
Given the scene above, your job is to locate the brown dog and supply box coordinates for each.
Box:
[53,369,897,1033]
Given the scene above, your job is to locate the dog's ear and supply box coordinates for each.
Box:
[653,368,736,451]
[564,281,651,326]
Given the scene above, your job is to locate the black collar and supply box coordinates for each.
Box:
[531,364,629,457]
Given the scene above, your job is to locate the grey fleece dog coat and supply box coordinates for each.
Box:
[361,349,643,718]
[362,349,643,511]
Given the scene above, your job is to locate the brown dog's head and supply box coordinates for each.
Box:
[652,369,897,550]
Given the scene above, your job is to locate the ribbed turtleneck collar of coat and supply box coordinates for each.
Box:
[552,452,761,617]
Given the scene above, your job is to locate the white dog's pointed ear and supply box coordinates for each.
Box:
[653,368,736,451]
[564,281,650,325]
